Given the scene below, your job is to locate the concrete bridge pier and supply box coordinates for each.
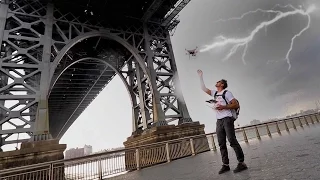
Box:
[123,122,210,171]
[0,139,66,170]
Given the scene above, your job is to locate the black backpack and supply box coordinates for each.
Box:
[214,90,240,120]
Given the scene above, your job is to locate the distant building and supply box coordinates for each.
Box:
[65,148,84,159]
[84,145,93,155]
[250,119,261,125]
[94,147,124,154]
[65,145,92,159]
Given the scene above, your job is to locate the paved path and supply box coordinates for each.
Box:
[109,124,320,180]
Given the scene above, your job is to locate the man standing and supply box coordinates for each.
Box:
[197,69,247,174]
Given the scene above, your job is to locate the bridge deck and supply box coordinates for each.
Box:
[109,124,320,180]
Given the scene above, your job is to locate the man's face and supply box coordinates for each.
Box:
[215,80,224,88]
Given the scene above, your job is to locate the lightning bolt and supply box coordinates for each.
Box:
[212,4,298,24]
[200,4,316,70]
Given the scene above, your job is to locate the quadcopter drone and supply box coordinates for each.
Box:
[185,47,199,59]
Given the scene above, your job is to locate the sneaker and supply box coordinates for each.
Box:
[233,162,248,173]
[218,165,230,174]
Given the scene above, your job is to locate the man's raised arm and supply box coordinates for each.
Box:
[197,69,211,95]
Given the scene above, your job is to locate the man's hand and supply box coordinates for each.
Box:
[197,69,211,95]
[197,69,203,77]
[216,99,239,110]
[215,105,226,111]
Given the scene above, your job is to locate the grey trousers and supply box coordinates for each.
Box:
[216,116,244,165]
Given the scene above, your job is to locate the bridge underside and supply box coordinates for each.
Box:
[49,37,129,138]
[51,0,179,24]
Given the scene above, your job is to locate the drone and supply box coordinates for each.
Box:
[185,47,198,59]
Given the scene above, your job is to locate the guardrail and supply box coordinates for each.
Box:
[0,112,319,180]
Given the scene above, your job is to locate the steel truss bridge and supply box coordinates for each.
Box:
[0,0,193,149]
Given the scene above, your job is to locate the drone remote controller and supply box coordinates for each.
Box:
[206,99,217,104]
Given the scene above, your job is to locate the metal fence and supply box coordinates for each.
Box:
[0,112,319,180]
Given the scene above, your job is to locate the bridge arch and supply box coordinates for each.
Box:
[48,31,154,137]
[49,57,135,137]
[49,31,152,92]
[49,57,134,105]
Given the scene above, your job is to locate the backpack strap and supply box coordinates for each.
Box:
[214,90,229,104]
[222,90,229,104]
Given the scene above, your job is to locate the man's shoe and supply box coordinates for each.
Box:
[218,165,230,174]
[233,162,248,173]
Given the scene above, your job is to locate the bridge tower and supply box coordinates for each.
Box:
[0,0,207,169]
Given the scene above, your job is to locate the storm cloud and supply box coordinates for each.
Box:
[172,0,320,126]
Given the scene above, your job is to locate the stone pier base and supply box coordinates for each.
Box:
[0,139,66,179]
[123,122,209,171]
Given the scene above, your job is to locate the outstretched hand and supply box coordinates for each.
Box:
[197,69,203,77]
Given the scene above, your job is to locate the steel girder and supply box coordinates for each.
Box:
[0,0,192,149]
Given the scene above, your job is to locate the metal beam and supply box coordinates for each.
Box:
[161,0,191,26]
[135,64,149,129]
[1,63,39,69]
[143,24,167,126]
[0,0,9,149]
[127,59,139,132]
[0,2,8,44]
[0,95,36,100]
[1,128,32,134]
[141,0,166,22]
[33,3,54,141]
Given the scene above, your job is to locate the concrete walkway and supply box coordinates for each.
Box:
[108,124,320,180]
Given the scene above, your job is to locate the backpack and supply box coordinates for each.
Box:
[214,90,240,120]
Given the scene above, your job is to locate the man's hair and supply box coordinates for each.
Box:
[220,79,228,89]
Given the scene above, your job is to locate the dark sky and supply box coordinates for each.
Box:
[171,0,320,131]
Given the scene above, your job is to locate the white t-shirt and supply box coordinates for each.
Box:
[210,89,235,120]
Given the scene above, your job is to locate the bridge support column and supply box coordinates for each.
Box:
[143,24,168,127]
[0,0,9,152]
[142,24,193,125]
[165,31,193,124]
[32,3,54,141]
[128,59,139,132]
[0,2,66,174]
[127,57,152,133]
[123,24,208,171]
[135,63,151,129]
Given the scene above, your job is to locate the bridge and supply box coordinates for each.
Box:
[0,0,194,150]
[0,0,206,171]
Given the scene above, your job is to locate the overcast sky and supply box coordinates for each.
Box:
[4,0,320,152]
